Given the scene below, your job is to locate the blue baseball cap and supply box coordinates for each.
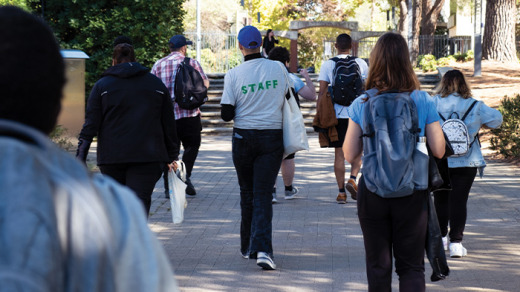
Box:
[238,26,262,49]
[169,35,192,48]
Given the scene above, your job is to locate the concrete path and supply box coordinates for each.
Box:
[148,133,520,292]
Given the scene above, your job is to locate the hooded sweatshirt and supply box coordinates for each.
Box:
[79,62,179,165]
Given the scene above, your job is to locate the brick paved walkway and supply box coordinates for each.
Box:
[148,133,520,292]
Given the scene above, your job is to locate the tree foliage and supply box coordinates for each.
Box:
[0,0,37,10]
[244,0,366,70]
[183,0,238,32]
[28,0,185,92]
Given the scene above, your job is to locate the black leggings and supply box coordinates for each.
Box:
[433,167,477,243]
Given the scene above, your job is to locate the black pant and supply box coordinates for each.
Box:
[358,176,428,292]
[100,162,164,216]
[163,115,202,191]
[232,128,283,258]
[433,167,477,243]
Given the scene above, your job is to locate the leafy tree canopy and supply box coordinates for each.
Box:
[0,0,36,10]
[246,0,379,70]
[24,0,185,92]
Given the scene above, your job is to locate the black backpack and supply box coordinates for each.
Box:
[173,57,208,110]
[330,56,364,106]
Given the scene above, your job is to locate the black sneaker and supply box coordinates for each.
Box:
[186,178,196,196]
[257,252,276,270]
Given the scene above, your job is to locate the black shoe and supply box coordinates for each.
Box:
[186,179,196,196]
[164,190,170,199]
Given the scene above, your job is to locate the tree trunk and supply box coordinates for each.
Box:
[482,0,517,62]
[411,0,422,66]
[421,0,446,55]
[399,0,409,38]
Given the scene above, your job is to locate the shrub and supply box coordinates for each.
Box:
[49,125,75,151]
[419,54,437,72]
[465,50,474,62]
[187,48,242,73]
[453,52,467,62]
[417,55,425,67]
[490,94,520,158]
[437,55,456,66]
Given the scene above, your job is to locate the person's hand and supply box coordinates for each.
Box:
[168,161,178,172]
[76,138,91,165]
[299,68,309,78]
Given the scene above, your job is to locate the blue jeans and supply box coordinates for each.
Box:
[232,128,283,259]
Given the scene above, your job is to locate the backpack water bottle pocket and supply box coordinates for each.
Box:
[412,148,429,191]
[361,151,379,194]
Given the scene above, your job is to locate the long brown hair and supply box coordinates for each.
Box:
[365,32,420,94]
[436,69,472,99]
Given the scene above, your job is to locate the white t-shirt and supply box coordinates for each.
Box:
[318,54,368,119]
[221,58,292,130]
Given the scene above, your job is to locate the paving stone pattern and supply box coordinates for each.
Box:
[147,133,520,292]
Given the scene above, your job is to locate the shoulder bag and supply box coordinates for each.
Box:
[278,62,309,158]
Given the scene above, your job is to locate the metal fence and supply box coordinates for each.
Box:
[184,32,242,73]
[356,35,472,60]
[357,37,379,59]
[184,32,473,73]
[419,35,472,58]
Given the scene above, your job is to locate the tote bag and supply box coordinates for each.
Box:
[279,62,309,158]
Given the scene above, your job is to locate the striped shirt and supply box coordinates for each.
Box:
[151,52,208,120]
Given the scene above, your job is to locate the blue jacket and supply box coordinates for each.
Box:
[0,120,179,292]
[433,93,502,173]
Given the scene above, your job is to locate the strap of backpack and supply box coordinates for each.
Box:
[470,132,481,148]
[169,57,190,88]
[463,101,480,149]
[438,100,478,122]
[461,100,479,122]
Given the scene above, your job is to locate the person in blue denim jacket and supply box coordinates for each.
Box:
[433,69,503,258]
[0,7,179,291]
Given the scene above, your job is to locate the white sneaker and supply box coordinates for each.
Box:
[257,252,276,270]
[442,236,448,251]
[272,191,278,204]
[449,242,467,258]
[284,187,298,200]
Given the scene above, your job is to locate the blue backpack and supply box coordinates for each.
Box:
[361,90,427,198]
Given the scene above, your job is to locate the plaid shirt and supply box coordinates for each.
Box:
[151,52,208,120]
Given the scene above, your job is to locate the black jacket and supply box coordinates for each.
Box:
[79,62,179,165]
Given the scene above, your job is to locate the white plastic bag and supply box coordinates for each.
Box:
[168,164,187,224]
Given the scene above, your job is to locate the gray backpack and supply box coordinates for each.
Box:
[361,90,426,198]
